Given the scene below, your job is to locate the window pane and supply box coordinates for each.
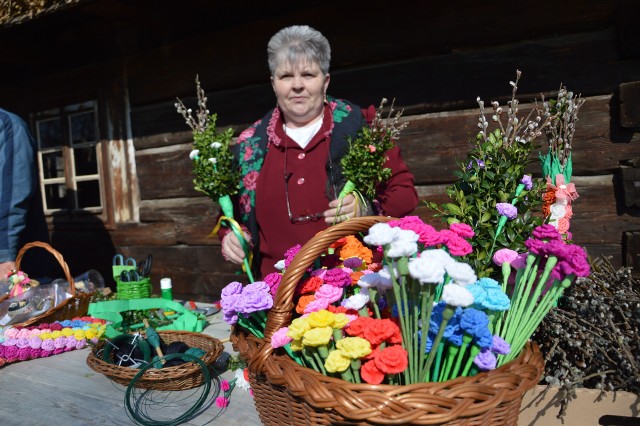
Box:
[44,183,67,210]
[37,118,63,148]
[69,111,96,145]
[74,146,98,176]
[77,180,101,209]
[41,151,65,179]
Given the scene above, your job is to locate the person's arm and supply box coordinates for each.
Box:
[375,145,419,218]
[0,111,36,274]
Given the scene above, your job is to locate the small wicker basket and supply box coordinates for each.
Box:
[86,330,223,390]
[9,242,95,327]
[232,216,545,425]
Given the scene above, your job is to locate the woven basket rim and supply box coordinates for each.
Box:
[86,330,223,389]
[9,241,95,327]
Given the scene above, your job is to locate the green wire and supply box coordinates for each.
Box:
[124,353,212,426]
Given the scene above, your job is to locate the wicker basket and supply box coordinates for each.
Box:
[86,330,223,390]
[116,277,152,299]
[231,216,545,425]
[8,241,96,327]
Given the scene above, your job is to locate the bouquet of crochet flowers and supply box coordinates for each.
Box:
[221,214,589,385]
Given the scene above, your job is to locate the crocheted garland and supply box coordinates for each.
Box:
[0,317,106,365]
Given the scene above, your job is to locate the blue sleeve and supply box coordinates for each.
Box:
[0,109,37,262]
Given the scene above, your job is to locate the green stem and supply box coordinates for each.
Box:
[440,343,459,382]
[431,341,445,382]
[450,334,473,379]
[422,305,455,380]
[461,345,481,376]
[502,255,538,344]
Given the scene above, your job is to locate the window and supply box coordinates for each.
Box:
[34,101,103,214]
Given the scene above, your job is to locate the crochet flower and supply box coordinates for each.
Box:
[335,337,372,359]
[496,202,518,220]
[324,350,351,373]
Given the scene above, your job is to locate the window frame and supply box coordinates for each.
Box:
[34,100,105,216]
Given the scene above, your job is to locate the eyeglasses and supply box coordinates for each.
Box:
[284,173,326,223]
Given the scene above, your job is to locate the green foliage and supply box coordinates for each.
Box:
[340,99,407,199]
[427,128,545,278]
[175,76,241,202]
[190,115,240,200]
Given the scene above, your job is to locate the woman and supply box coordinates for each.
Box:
[220,25,418,278]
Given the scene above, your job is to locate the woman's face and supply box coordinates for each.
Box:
[271,59,330,128]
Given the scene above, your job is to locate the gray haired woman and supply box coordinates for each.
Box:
[219,25,418,279]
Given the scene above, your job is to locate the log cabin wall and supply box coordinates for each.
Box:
[0,0,639,301]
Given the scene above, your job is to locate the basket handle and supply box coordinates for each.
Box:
[263,216,393,339]
[15,241,76,297]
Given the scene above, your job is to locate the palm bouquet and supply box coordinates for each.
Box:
[338,98,408,216]
[175,76,254,282]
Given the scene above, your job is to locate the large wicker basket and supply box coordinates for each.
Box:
[9,242,95,327]
[231,216,545,425]
[86,330,223,390]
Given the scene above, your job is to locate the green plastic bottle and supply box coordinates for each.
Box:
[160,278,173,301]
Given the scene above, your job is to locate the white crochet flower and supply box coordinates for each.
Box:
[363,223,397,246]
[445,261,477,286]
[408,255,445,285]
[441,283,475,307]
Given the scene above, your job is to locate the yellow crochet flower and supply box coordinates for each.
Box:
[287,317,310,340]
[307,310,335,328]
[336,336,372,359]
[324,349,351,373]
[332,313,349,329]
[39,332,51,340]
[301,326,333,347]
[50,330,62,339]
[290,339,303,351]
[61,328,73,337]
[84,329,97,340]
[73,330,86,340]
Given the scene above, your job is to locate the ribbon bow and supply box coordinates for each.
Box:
[546,174,578,204]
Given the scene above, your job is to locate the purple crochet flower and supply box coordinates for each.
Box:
[491,335,511,355]
[221,281,243,298]
[236,281,273,314]
[496,203,517,220]
[41,339,55,351]
[323,268,352,288]
[473,348,497,370]
[343,257,363,270]
[521,175,533,190]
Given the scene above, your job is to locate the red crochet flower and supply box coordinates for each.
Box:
[360,359,385,384]
[363,318,401,346]
[374,345,408,375]
[344,316,375,338]
[297,276,323,295]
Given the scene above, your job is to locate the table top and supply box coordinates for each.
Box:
[0,309,262,426]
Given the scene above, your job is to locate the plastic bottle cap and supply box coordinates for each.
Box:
[160,278,172,290]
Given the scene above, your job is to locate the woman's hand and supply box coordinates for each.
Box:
[324,194,364,225]
[221,231,252,264]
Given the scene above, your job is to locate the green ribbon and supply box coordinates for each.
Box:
[88,298,206,338]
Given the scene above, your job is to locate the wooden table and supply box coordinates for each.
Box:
[0,311,262,425]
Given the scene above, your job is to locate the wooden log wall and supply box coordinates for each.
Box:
[1,0,639,301]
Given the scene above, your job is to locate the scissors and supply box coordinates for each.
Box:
[113,254,137,267]
[120,270,141,282]
[137,254,153,277]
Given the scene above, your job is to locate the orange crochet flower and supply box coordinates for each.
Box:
[295,294,315,314]
[339,235,373,264]
[350,271,364,285]
[542,186,556,203]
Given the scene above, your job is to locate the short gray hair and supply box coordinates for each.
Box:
[267,25,331,76]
